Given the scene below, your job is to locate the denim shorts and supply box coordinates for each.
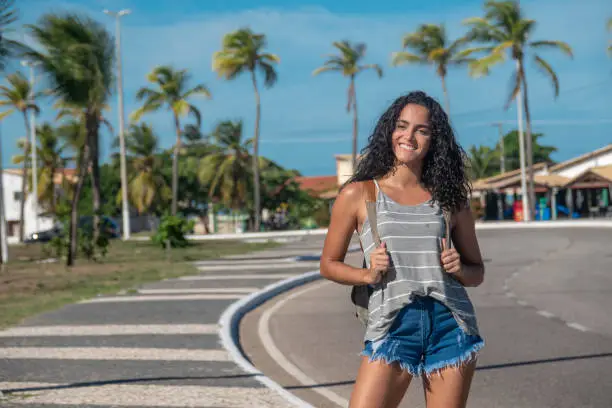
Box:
[361,296,484,377]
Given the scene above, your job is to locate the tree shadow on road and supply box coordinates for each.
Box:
[284,352,612,390]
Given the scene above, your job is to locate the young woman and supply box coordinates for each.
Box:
[320,91,485,408]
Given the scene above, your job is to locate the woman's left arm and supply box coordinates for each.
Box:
[440,205,485,287]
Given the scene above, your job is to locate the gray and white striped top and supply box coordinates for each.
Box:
[360,180,480,342]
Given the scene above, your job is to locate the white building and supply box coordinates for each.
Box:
[2,169,55,240]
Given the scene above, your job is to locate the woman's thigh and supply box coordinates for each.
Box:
[349,356,413,408]
[422,361,477,408]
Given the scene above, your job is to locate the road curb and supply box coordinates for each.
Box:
[217,243,360,407]
[218,271,322,408]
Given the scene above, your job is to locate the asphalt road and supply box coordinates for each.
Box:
[242,228,612,408]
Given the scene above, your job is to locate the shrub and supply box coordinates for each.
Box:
[151,215,195,248]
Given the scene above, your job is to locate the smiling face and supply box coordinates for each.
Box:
[391,103,432,166]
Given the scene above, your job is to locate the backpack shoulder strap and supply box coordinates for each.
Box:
[364,180,381,246]
[442,208,452,250]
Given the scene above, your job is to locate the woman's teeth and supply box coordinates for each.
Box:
[399,143,416,151]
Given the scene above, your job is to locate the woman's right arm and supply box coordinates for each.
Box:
[320,182,385,285]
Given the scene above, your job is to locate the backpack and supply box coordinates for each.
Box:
[350,179,452,326]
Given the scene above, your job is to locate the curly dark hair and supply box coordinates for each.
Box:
[346,91,471,213]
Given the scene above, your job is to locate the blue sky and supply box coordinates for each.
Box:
[5,0,612,176]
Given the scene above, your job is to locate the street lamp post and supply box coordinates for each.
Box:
[104,8,131,240]
[20,60,41,234]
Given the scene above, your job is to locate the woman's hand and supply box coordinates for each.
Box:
[364,242,389,284]
[440,238,461,275]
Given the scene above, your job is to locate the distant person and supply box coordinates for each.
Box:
[320,91,485,408]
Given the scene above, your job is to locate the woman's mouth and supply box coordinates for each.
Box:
[399,143,417,151]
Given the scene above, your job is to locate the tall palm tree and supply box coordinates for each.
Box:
[313,41,383,172]
[35,123,67,217]
[468,145,498,180]
[0,0,18,72]
[199,120,253,210]
[11,139,30,241]
[131,65,210,216]
[0,72,40,242]
[391,24,471,114]
[463,0,572,219]
[24,13,115,266]
[117,123,170,214]
[213,28,279,232]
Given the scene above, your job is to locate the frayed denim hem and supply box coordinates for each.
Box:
[360,338,420,376]
[422,339,485,378]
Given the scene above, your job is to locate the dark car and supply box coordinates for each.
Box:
[25,216,120,244]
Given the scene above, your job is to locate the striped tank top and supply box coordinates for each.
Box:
[359,180,480,342]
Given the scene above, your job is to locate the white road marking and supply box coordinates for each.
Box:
[0,347,230,361]
[505,292,516,298]
[178,273,301,281]
[567,322,589,332]
[195,262,319,271]
[516,300,528,306]
[0,382,290,407]
[137,288,257,295]
[258,280,350,408]
[537,310,555,319]
[81,294,243,303]
[194,258,297,266]
[0,324,219,337]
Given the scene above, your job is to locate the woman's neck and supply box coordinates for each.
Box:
[382,162,423,189]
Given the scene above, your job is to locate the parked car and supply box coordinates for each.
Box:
[25,216,120,244]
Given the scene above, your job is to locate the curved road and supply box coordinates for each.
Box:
[242,228,612,408]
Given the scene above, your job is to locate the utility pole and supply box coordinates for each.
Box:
[20,60,40,234]
[104,8,131,240]
[495,122,505,173]
[515,0,530,222]
[0,123,8,264]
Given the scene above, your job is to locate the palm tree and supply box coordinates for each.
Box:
[313,40,383,172]
[10,138,30,241]
[213,28,279,232]
[199,120,253,210]
[463,0,572,219]
[24,13,115,266]
[0,72,41,242]
[131,65,210,216]
[391,24,471,114]
[468,145,498,180]
[0,0,18,72]
[35,123,67,217]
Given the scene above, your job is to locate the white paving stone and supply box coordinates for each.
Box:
[0,383,291,407]
[0,324,219,337]
[0,347,230,361]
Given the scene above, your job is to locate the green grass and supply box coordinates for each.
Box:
[0,238,279,329]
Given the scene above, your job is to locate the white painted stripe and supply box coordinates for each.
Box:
[259,281,350,408]
[194,258,296,265]
[81,294,243,303]
[137,288,257,295]
[178,273,300,281]
[0,324,218,337]
[567,322,589,332]
[196,262,319,271]
[517,300,528,306]
[537,310,555,319]
[506,292,516,298]
[0,383,290,407]
[0,347,230,361]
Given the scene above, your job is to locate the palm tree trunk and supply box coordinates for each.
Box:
[519,61,536,219]
[351,75,358,173]
[440,74,451,115]
[87,111,102,242]
[20,113,30,243]
[67,143,89,267]
[171,114,181,216]
[251,70,261,232]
